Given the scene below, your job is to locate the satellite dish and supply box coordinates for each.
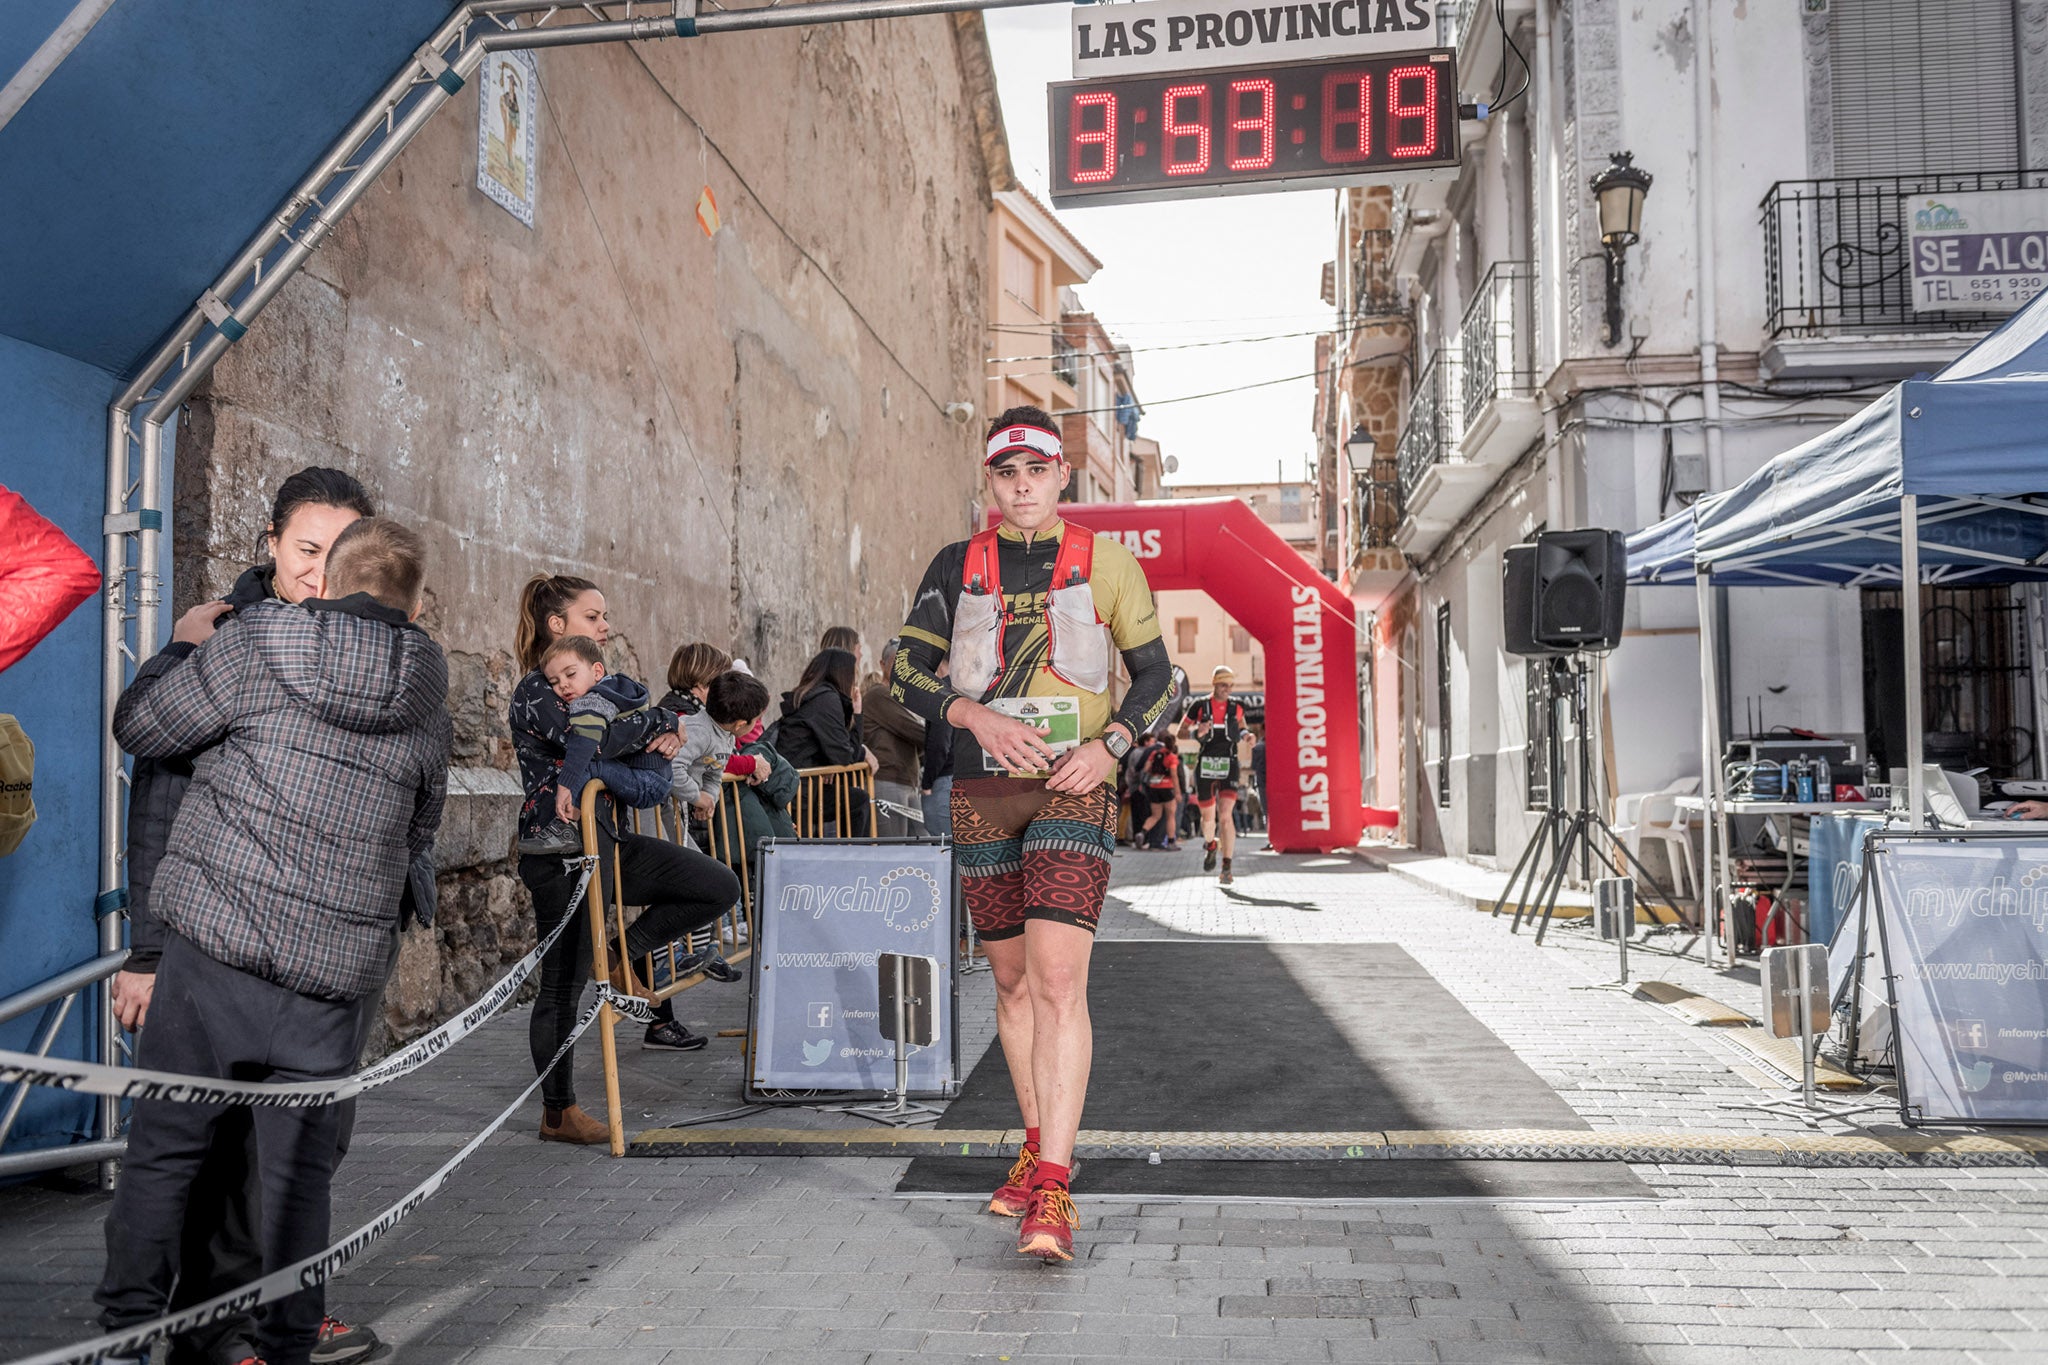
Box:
[1163,454,1180,474]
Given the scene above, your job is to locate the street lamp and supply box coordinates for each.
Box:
[1345,422,1377,475]
[1589,151,1652,348]
[1346,424,1380,553]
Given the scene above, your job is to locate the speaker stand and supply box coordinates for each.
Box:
[1490,657,1689,945]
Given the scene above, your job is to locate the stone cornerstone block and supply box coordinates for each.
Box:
[435,766,523,872]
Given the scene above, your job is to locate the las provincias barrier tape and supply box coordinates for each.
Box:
[6,982,656,1365]
[0,857,601,1109]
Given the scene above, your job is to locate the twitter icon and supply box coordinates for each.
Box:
[800,1038,833,1067]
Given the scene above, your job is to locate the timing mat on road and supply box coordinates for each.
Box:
[628,944,2032,1179]
[631,942,1656,1195]
[628,1124,2048,1168]
[896,941,1648,1198]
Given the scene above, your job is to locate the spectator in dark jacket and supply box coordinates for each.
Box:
[775,647,873,835]
[510,575,741,1129]
[0,483,99,675]
[108,466,387,1365]
[97,517,450,1365]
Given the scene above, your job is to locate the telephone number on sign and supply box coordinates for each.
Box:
[1914,275,2045,307]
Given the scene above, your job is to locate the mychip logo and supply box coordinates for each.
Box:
[776,866,941,933]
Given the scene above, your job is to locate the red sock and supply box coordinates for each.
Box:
[1023,1126,1041,1153]
[1032,1160,1071,1190]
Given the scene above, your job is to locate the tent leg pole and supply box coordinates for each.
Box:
[1695,573,1721,968]
[1902,495,1925,828]
[1700,573,1735,966]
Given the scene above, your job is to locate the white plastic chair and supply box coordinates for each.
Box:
[1619,776,1700,899]
[1612,776,1697,846]
[1635,794,1699,900]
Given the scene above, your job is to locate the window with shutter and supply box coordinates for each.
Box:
[1828,0,2019,176]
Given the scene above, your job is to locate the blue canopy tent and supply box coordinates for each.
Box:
[1626,291,2048,961]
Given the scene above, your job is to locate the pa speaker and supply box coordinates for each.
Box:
[1533,529,1626,649]
[1503,543,1571,658]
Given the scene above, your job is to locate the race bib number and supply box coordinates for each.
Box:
[982,696,1081,777]
[1198,755,1233,781]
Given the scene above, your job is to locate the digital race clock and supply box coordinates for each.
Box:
[1048,49,1459,208]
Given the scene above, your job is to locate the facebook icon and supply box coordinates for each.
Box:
[808,1002,833,1030]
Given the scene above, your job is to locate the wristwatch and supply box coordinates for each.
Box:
[1103,727,1132,760]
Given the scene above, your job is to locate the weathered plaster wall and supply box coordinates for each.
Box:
[169,22,994,1044]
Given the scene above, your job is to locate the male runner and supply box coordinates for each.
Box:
[893,406,1174,1262]
[1179,664,1251,885]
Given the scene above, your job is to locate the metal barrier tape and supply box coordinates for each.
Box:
[0,857,600,1110]
[3,980,650,1365]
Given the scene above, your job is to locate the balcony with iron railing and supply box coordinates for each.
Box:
[1395,347,1463,505]
[1457,260,1541,465]
[1051,335,1079,387]
[1348,471,1407,604]
[1759,169,2048,379]
[1356,477,1401,553]
[1393,340,1526,560]
[1351,228,1405,323]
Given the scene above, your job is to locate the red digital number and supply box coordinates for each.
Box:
[1226,78,1276,172]
[1387,64,1438,159]
[1162,83,1213,176]
[1068,92,1118,184]
[1320,71,1371,164]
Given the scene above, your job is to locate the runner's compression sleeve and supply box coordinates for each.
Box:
[892,547,961,727]
[1112,637,1175,740]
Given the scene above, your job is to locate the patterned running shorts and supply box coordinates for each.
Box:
[951,777,1118,940]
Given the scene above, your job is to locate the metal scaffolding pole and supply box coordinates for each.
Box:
[88,0,1064,1186]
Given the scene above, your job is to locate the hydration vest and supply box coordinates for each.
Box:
[1197,696,1246,753]
[949,525,1112,699]
[1205,696,1246,737]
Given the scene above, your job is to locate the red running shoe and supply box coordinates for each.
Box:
[1017,1183,1077,1262]
[988,1146,1037,1217]
[311,1314,381,1364]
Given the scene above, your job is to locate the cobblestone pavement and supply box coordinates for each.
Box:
[6,843,2048,1363]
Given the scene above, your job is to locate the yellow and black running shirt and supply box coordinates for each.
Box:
[893,520,1176,776]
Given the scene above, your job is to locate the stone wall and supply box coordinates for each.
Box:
[168,21,998,1046]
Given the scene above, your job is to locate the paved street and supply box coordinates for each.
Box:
[7,846,2048,1363]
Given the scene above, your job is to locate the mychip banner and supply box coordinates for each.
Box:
[1871,832,2048,1125]
[748,839,956,1097]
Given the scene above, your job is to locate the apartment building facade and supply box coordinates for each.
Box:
[1325,0,2048,858]
[985,189,1162,503]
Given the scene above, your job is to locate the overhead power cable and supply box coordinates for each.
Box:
[1053,345,1411,417]
[984,314,1344,339]
[985,325,1344,365]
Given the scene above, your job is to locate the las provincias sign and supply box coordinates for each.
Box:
[1072,0,1438,79]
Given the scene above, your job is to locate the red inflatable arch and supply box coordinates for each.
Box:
[1015,499,1364,853]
